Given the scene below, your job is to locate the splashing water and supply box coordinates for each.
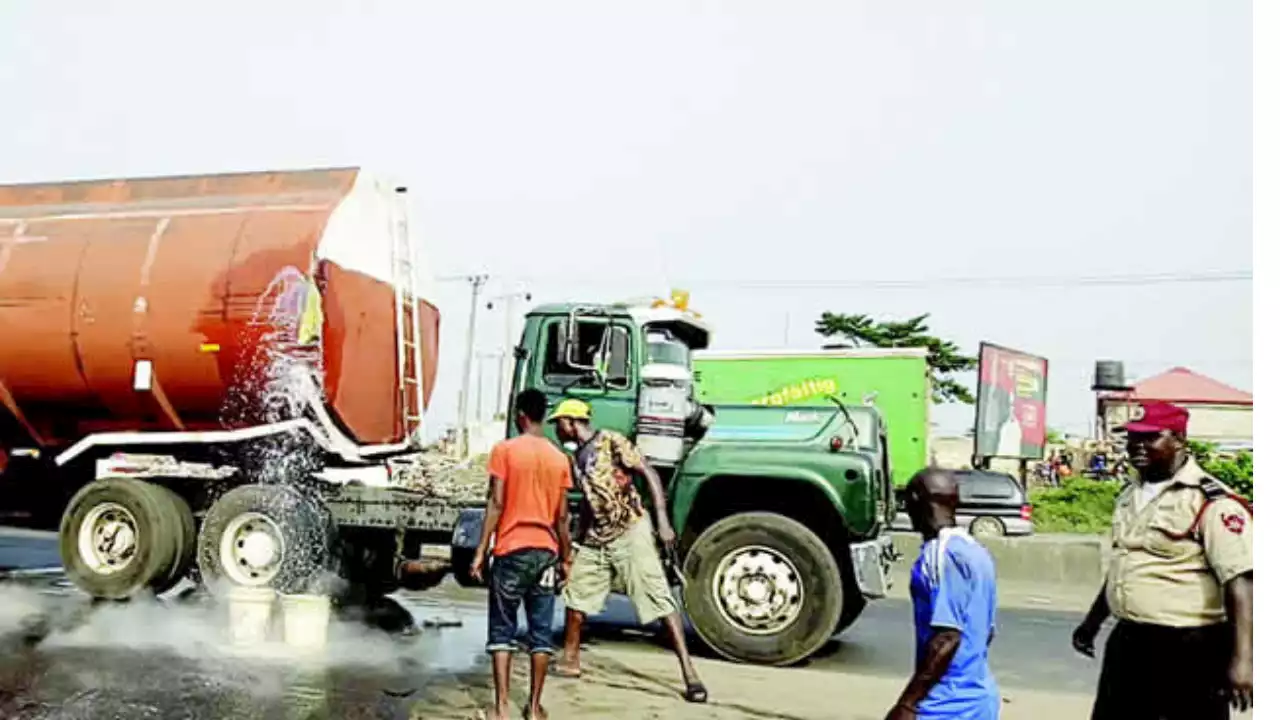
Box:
[219,265,326,485]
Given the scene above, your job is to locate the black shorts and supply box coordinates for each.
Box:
[1091,620,1233,720]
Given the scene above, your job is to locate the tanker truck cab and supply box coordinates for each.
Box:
[490,295,898,666]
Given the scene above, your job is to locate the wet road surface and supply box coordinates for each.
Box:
[0,528,1101,718]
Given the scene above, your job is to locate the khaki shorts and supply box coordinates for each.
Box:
[564,514,678,625]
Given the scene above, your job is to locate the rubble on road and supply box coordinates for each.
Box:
[388,451,489,505]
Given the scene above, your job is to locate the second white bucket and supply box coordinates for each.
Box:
[280,593,332,652]
[227,586,277,647]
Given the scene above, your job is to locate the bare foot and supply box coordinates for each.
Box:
[522,705,549,720]
[485,704,511,720]
[551,656,581,678]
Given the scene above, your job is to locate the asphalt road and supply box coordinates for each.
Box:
[0,528,1103,718]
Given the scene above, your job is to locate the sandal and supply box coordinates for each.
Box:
[683,682,709,704]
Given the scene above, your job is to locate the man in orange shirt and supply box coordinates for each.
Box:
[470,389,574,720]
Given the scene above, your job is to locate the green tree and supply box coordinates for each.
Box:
[815,312,978,404]
[1188,440,1253,502]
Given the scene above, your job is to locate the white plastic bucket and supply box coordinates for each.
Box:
[280,593,332,652]
[227,586,277,647]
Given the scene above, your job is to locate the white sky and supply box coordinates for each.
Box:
[0,1,1251,439]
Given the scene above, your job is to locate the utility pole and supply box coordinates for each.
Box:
[475,350,504,420]
[445,273,488,457]
[487,288,532,419]
[474,352,486,423]
[494,350,506,418]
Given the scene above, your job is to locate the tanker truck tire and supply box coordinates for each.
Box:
[682,512,843,666]
[59,478,184,600]
[197,484,336,595]
[146,484,198,595]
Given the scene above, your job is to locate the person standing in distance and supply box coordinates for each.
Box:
[887,468,1000,720]
[1072,401,1252,719]
[547,399,708,704]
[470,389,574,720]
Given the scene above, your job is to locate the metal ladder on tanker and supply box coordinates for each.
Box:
[391,186,426,446]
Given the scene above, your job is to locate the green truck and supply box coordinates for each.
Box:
[454,299,898,666]
[693,349,932,488]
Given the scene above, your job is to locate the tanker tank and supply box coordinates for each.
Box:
[0,167,440,463]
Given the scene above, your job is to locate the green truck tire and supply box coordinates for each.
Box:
[683,511,843,666]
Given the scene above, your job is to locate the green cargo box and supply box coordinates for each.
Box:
[692,349,931,488]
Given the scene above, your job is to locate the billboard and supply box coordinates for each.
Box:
[974,342,1049,460]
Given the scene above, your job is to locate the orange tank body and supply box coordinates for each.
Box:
[0,167,440,452]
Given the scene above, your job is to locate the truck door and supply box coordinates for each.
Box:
[530,315,638,442]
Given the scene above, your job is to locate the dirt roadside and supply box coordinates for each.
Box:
[402,641,1097,720]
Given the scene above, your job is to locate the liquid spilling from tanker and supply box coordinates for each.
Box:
[221,266,324,485]
[218,266,344,603]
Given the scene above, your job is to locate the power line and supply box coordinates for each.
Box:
[444,270,1250,292]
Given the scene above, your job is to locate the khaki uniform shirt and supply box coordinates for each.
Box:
[1106,459,1252,627]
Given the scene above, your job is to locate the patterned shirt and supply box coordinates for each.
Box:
[573,430,648,547]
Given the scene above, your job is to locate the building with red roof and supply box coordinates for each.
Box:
[1100,367,1252,446]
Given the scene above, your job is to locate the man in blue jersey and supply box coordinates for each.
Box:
[887,468,1000,720]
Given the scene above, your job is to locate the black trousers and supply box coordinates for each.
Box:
[1091,620,1233,720]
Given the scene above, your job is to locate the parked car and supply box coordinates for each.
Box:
[893,469,1034,538]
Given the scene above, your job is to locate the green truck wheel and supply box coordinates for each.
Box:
[683,511,843,666]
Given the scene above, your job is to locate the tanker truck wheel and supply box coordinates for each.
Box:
[59,478,188,600]
[197,484,337,595]
[147,484,198,594]
[682,512,843,666]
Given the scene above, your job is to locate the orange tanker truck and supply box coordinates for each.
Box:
[0,168,906,667]
[0,167,460,600]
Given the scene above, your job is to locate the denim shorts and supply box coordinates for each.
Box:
[487,548,558,655]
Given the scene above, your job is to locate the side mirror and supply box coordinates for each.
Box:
[557,321,570,366]
[564,310,597,373]
[595,325,615,385]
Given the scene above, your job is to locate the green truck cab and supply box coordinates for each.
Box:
[461,297,898,666]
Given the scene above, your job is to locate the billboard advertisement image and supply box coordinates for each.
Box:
[974,342,1049,460]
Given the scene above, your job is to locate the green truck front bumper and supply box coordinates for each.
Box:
[851,534,899,599]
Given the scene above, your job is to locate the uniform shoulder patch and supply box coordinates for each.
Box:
[1220,512,1247,535]
[1201,479,1230,501]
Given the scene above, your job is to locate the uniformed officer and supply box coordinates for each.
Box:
[1072,401,1252,719]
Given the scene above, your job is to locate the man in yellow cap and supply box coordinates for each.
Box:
[547,399,708,704]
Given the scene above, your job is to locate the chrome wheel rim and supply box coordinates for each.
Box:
[712,545,804,635]
[219,512,285,587]
[970,518,1003,538]
[77,503,139,575]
